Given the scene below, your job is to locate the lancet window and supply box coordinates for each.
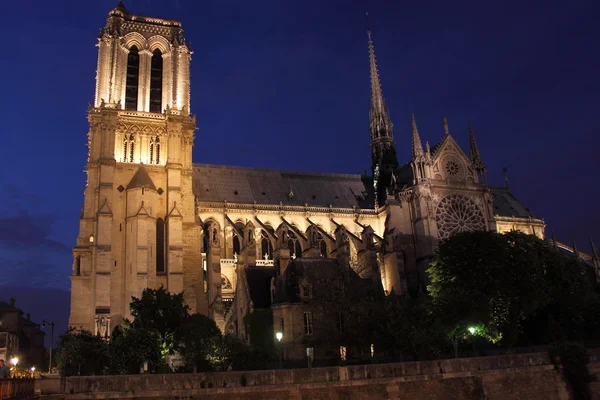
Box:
[261,229,273,259]
[149,136,161,164]
[125,46,140,111]
[123,134,135,162]
[149,49,163,113]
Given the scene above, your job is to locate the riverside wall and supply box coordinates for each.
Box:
[60,350,600,399]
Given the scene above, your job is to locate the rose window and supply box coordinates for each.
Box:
[435,194,486,239]
[445,160,460,177]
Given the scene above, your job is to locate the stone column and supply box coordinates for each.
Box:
[138,49,152,112]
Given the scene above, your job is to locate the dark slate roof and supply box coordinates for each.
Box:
[490,187,537,218]
[245,266,277,309]
[127,165,157,190]
[192,164,375,209]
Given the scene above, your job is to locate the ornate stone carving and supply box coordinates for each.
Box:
[435,194,486,239]
[440,154,466,181]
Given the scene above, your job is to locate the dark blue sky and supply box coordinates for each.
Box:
[0,0,598,330]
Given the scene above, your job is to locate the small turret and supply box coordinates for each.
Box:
[443,115,450,136]
[468,121,486,183]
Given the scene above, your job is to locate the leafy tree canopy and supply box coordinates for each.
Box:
[428,231,595,347]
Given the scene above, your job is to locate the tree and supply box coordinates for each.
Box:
[55,329,107,376]
[428,230,596,350]
[179,314,222,372]
[129,287,190,355]
[107,326,163,375]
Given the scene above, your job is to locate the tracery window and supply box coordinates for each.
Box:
[435,194,486,239]
[125,45,140,111]
[149,49,163,113]
[303,312,313,335]
[261,229,273,259]
[287,230,302,259]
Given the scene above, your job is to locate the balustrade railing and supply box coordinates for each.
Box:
[0,378,35,400]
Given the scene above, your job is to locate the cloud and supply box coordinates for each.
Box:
[0,213,70,252]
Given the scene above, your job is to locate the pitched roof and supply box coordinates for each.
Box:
[244,266,277,309]
[192,164,375,209]
[127,165,157,191]
[490,187,537,218]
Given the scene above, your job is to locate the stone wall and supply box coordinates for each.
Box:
[62,351,600,399]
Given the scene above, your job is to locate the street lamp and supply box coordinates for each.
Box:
[275,332,283,369]
[468,327,475,335]
[42,320,55,374]
[467,326,476,356]
[10,357,18,367]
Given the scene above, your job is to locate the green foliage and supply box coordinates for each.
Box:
[129,287,190,355]
[55,328,107,376]
[427,230,596,349]
[179,314,223,372]
[375,294,446,360]
[107,326,163,375]
[549,341,595,400]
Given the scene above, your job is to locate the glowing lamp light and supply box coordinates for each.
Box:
[275,332,283,342]
[10,357,18,366]
[468,327,476,335]
[30,367,35,373]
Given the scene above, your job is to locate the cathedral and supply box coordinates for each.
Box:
[70,2,562,346]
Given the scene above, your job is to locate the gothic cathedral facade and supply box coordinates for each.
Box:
[69,4,546,337]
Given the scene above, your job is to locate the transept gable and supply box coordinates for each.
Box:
[429,135,479,183]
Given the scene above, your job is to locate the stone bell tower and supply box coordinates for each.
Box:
[68,2,201,335]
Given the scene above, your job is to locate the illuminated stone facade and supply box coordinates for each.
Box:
[69,3,549,336]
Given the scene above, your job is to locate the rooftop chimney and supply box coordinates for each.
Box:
[9,298,15,307]
[26,313,30,321]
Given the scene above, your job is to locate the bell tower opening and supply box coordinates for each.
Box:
[125,45,140,110]
[149,49,163,113]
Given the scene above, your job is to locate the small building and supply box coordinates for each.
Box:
[0,298,46,368]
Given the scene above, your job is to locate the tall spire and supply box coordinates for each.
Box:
[572,236,580,260]
[365,12,398,207]
[469,121,486,183]
[551,230,557,248]
[367,12,393,146]
[411,113,424,159]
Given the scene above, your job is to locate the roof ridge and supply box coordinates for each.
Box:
[193,163,370,180]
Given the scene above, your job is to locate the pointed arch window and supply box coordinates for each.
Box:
[287,230,302,258]
[149,49,163,113]
[156,218,165,273]
[129,134,135,162]
[125,45,140,111]
[261,230,273,259]
[320,240,328,258]
[150,136,161,164]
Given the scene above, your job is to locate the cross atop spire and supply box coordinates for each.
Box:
[411,113,424,159]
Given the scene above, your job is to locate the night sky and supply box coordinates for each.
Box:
[1,0,598,336]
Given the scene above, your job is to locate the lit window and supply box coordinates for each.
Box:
[339,346,347,361]
[89,235,94,243]
[303,312,313,335]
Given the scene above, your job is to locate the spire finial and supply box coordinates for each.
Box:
[502,167,510,190]
[551,230,557,248]
[443,115,450,136]
[411,112,424,159]
[469,121,485,169]
[572,236,580,260]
